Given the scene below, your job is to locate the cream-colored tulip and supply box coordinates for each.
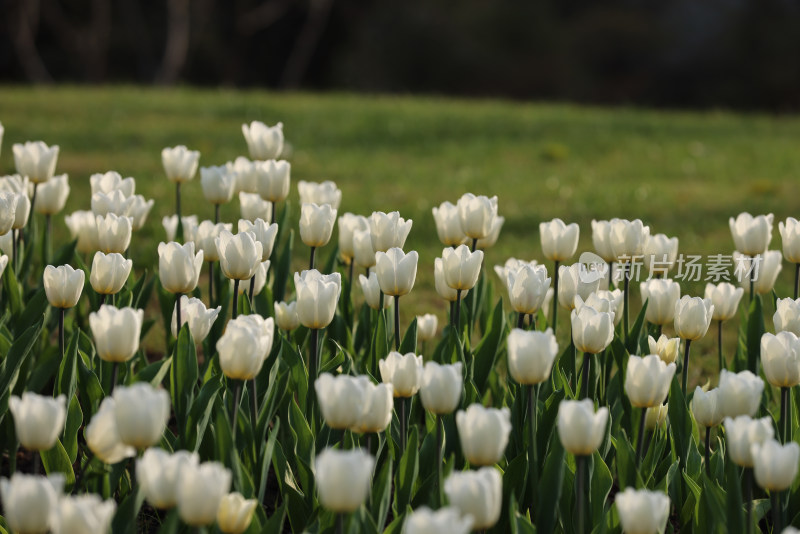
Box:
[200,165,236,205]
[127,197,157,230]
[761,331,800,388]
[724,415,773,468]
[90,171,135,197]
[193,221,231,263]
[540,218,579,262]
[505,263,551,314]
[402,506,474,534]
[230,260,269,296]
[84,397,136,464]
[90,252,132,295]
[10,192,30,230]
[65,210,99,253]
[673,295,714,340]
[442,244,483,291]
[255,159,291,203]
[752,439,800,491]
[353,228,376,269]
[494,258,538,283]
[297,180,342,209]
[647,334,680,364]
[314,448,374,513]
[507,328,558,385]
[642,233,679,276]
[558,263,602,310]
[0,473,64,534]
[217,315,274,380]
[456,404,511,466]
[9,393,66,451]
[239,192,271,222]
[34,174,69,215]
[775,298,800,336]
[295,270,341,329]
[274,301,300,331]
[625,354,676,408]
[615,488,670,534]
[44,264,85,308]
[380,352,423,397]
[645,404,668,431]
[299,202,337,248]
[158,241,203,294]
[0,192,17,235]
[734,250,783,295]
[375,247,418,297]
[557,399,609,455]
[338,213,369,262]
[242,121,283,160]
[434,257,462,302]
[456,193,498,241]
[416,313,438,341]
[96,213,132,254]
[704,282,744,322]
[432,201,467,247]
[216,230,262,280]
[162,214,198,242]
[13,141,59,183]
[730,212,773,256]
[351,377,393,434]
[176,461,232,526]
[610,218,650,261]
[217,492,258,534]
[171,296,221,342]
[369,211,413,252]
[91,189,134,217]
[443,467,502,530]
[315,373,365,429]
[591,219,616,262]
[779,217,800,264]
[692,386,724,428]
[640,278,681,326]
[113,383,170,449]
[420,361,463,414]
[571,304,615,354]
[137,448,199,509]
[51,494,116,534]
[227,157,256,194]
[475,215,504,249]
[718,369,765,419]
[162,145,200,183]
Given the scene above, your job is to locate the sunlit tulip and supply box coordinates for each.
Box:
[10,192,30,230]
[158,241,203,293]
[314,448,374,513]
[476,215,504,249]
[171,296,221,342]
[91,189,134,217]
[216,230,262,280]
[50,494,116,534]
[217,493,258,534]
[557,399,609,455]
[375,247,418,297]
[558,263,602,310]
[351,377,393,434]
[239,192,271,222]
[13,141,59,183]
[504,262,550,315]
[444,467,502,530]
[703,282,744,322]
[647,334,680,364]
[176,461,232,526]
[0,174,31,197]
[442,244,483,291]
[126,196,156,232]
[33,174,69,215]
[274,301,299,331]
[9,393,66,451]
[730,212,774,256]
[90,252,132,295]
[724,415,774,467]
[315,373,365,429]
[90,171,135,197]
[300,202,337,248]
[200,165,236,205]
[507,328,558,385]
[779,217,800,264]
[434,257,462,302]
[417,313,438,341]
[638,278,679,326]
[591,219,616,262]
[610,218,649,261]
[571,305,615,354]
[540,218,579,261]
[96,213,132,254]
[494,257,537,282]
[674,295,714,341]
[625,354,676,408]
[456,404,511,466]
[432,201,466,246]
[402,506,474,534]
[761,331,800,388]
[775,298,800,336]
[242,121,283,160]
[191,221,228,264]
[90,305,143,363]
[456,193,498,241]
[369,211,413,253]
[380,352,423,397]
[162,215,198,242]
[645,404,668,430]
[65,210,99,253]
[84,397,136,464]
[217,315,274,380]
[113,383,170,449]
[162,145,200,183]
[0,473,63,534]
[238,218,277,261]
[692,386,724,427]
[359,272,391,310]
[642,233,679,276]
[718,369,765,418]
[752,439,800,491]
[137,448,198,509]
[44,264,84,309]
[420,361,463,414]
[226,157,255,194]
[295,180,342,210]
[295,270,341,329]
[255,159,291,203]
[0,193,17,236]
[353,228,377,270]
[734,250,783,295]
[591,289,624,324]
[615,488,670,534]
[338,213,369,262]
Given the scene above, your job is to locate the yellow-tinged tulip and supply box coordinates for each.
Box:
[255,159,291,203]
[647,334,680,364]
[456,404,511,466]
[90,252,132,295]
[540,218,579,262]
[216,230,262,281]
[274,300,299,331]
[419,361,463,415]
[730,212,773,256]
[615,488,670,534]
[779,217,800,264]
[162,145,199,183]
[557,399,608,455]
[625,355,676,408]
[9,393,66,451]
[298,180,341,209]
[752,439,800,491]
[380,352,423,397]
[673,295,714,340]
[84,397,136,465]
[295,269,341,329]
[13,140,59,183]
[200,165,235,205]
[34,174,69,215]
[507,328,558,385]
[761,331,800,388]
[0,473,64,534]
[176,461,232,526]
[158,241,203,294]
[718,369,764,418]
[456,193,498,241]
[137,448,199,509]
[44,264,85,309]
[171,296,221,342]
[724,415,773,468]
[242,121,283,161]
[443,467,502,530]
[338,213,369,262]
[217,492,258,534]
[432,201,466,247]
[645,404,668,430]
[314,448,374,513]
[113,383,170,449]
[640,278,681,326]
[376,247,418,297]
[51,494,116,534]
[299,202,337,248]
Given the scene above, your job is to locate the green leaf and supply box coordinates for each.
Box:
[0,321,43,417]
[56,329,80,401]
[272,228,294,303]
[399,318,418,354]
[135,356,173,387]
[170,324,198,445]
[625,299,648,354]
[110,488,144,534]
[472,299,506,391]
[394,426,419,514]
[62,395,83,464]
[535,431,565,534]
[746,295,765,374]
[185,373,222,451]
[3,265,22,318]
[590,450,613,522]
[725,458,744,534]
[370,453,393,531]
[257,419,281,503]
[14,288,48,336]
[40,440,75,488]
[667,375,692,470]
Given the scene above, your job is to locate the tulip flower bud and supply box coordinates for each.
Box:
[353,228,377,269]
[380,351,423,397]
[369,211,413,253]
[475,215,504,249]
[9,393,66,451]
[416,313,438,341]
[90,252,132,295]
[540,218,580,262]
[432,201,467,247]
[734,250,783,295]
[456,404,511,466]
[255,159,291,203]
[456,193,498,240]
[571,305,615,354]
[242,121,283,160]
[84,397,136,465]
[615,488,670,534]
[171,296,221,342]
[494,258,537,282]
[724,415,773,468]
[443,467,502,530]
[34,174,69,215]
[434,257,463,302]
[217,315,274,380]
[704,282,744,322]
[162,215,199,242]
[10,192,30,230]
[761,331,800,388]
[298,180,342,209]
[775,298,800,337]
[44,264,85,309]
[0,473,64,534]
[558,263,602,310]
[779,217,800,264]
[162,145,200,183]
[351,377,393,434]
[216,493,258,534]
[315,373,365,429]
[338,213,369,262]
[200,165,235,205]
[691,386,724,428]
[645,404,668,430]
[274,301,300,331]
[625,354,676,408]
[158,241,203,294]
[13,141,59,183]
[730,212,774,256]
[295,269,341,329]
[299,202,337,248]
[314,448,374,513]
[647,334,680,364]
[557,399,609,455]
[96,213,132,254]
[420,361,463,414]
[65,210,100,253]
[718,369,765,418]
[402,506,474,534]
[193,220,231,262]
[376,247,418,297]
[177,461,232,526]
[442,244,483,291]
[673,295,714,341]
[50,494,116,534]
[216,230,262,281]
[610,218,650,261]
[239,192,271,222]
[505,263,551,314]
[591,220,616,262]
[113,383,171,449]
[91,189,135,218]
[137,448,199,509]
[0,193,17,236]
[639,278,680,326]
[507,328,558,385]
[642,233,679,276]
[90,171,135,197]
[752,439,800,491]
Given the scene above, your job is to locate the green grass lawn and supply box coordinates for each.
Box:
[1,85,798,377]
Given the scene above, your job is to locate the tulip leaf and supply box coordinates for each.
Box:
[170,323,198,445]
[25,344,60,394]
[40,439,75,489]
[501,453,528,514]
[508,495,537,534]
[280,336,308,413]
[154,509,180,534]
[746,295,764,374]
[135,355,173,387]
[76,350,104,413]
[62,395,83,464]
[393,426,419,515]
[625,299,648,354]
[186,372,222,452]
[370,453,393,530]
[2,263,22,319]
[289,398,315,495]
[399,318,417,354]
[472,299,506,391]
[13,288,48,336]
[536,388,565,466]
[535,431,565,534]
[0,321,42,418]
[371,310,389,376]
[257,418,281,503]
[130,269,154,310]
[612,430,642,490]
[272,228,294,303]
[590,450,613,522]
[110,487,145,534]
[56,329,80,401]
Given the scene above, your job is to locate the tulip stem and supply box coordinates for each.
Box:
[214,204,220,225]
[781,386,789,443]
[623,267,630,346]
[449,301,455,328]
[517,312,525,329]
[110,362,119,395]
[73,450,95,493]
[232,279,240,319]
[795,263,799,300]
[400,397,407,455]
[44,214,51,265]
[270,201,276,225]
[309,246,316,270]
[744,467,753,534]
[394,295,401,351]
[772,491,782,532]
[528,384,539,513]
[32,450,40,475]
[336,513,344,534]
[310,328,319,380]
[58,307,65,360]
[471,238,477,252]
[251,378,259,428]
[175,293,182,338]
[11,228,17,272]
[636,408,647,466]
[576,455,585,534]
[705,426,712,475]
[175,181,181,221]
[249,275,256,303]
[436,413,443,506]
[454,290,462,335]
[749,264,755,304]
[98,293,106,309]
[682,339,692,394]
[231,380,242,444]
[552,260,560,337]
[208,262,215,308]
[580,353,590,399]
[717,320,724,373]
[608,260,614,289]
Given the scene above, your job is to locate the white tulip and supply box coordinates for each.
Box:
[171,295,221,342]
[571,304,615,354]
[294,270,341,329]
[338,213,369,262]
[0,473,64,534]
[33,174,69,215]
[402,506,474,534]
[90,252,132,295]
[137,448,199,509]
[730,212,773,256]
[113,383,170,449]
[239,191,271,222]
[91,189,134,217]
[779,217,800,264]
[200,165,236,205]
[625,354,676,408]
[761,331,800,388]
[314,448,374,513]
[609,218,650,261]
[775,297,800,336]
[724,415,773,468]
[752,439,800,491]
[718,369,765,418]
[505,262,550,314]
[216,492,258,534]
[432,201,467,247]
[51,494,116,534]
[442,244,483,291]
[375,247,418,297]
[90,171,135,197]
[162,145,200,183]
[443,467,502,529]
[558,263,602,311]
[591,219,616,262]
[692,386,724,428]
[420,361,463,414]
[640,278,681,326]
[176,461,232,526]
[351,377,393,434]
[44,264,85,308]
[647,334,680,365]
[704,282,744,322]
[96,213,132,254]
[13,140,59,183]
[242,121,283,160]
[416,313,438,341]
[540,218,579,262]
[274,301,300,331]
[162,215,198,242]
[158,241,203,294]
[255,159,291,203]
[615,488,670,534]
[380,352,423,397]
[65,210,100,253]
[299,202,337,248]
[456,404,511,466]
[84,397,136,465]
[353,228,377,269]
[369,211,413,253]
[297,179,342,208]
[642,233,679,276]
[734,250,783,295]
[456,193,498,241]
[507,328,558,385]
[673,295,714,341]
[475,215,504,249]
[9,393,66,451]
[557,399,608,455]
[315,373,365,429]
[216,230,262,280]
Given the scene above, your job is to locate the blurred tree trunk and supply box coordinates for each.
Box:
[7,0,52,83]
[156,0,191,85]
[281,0,334,88]
[41,0,111,82]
